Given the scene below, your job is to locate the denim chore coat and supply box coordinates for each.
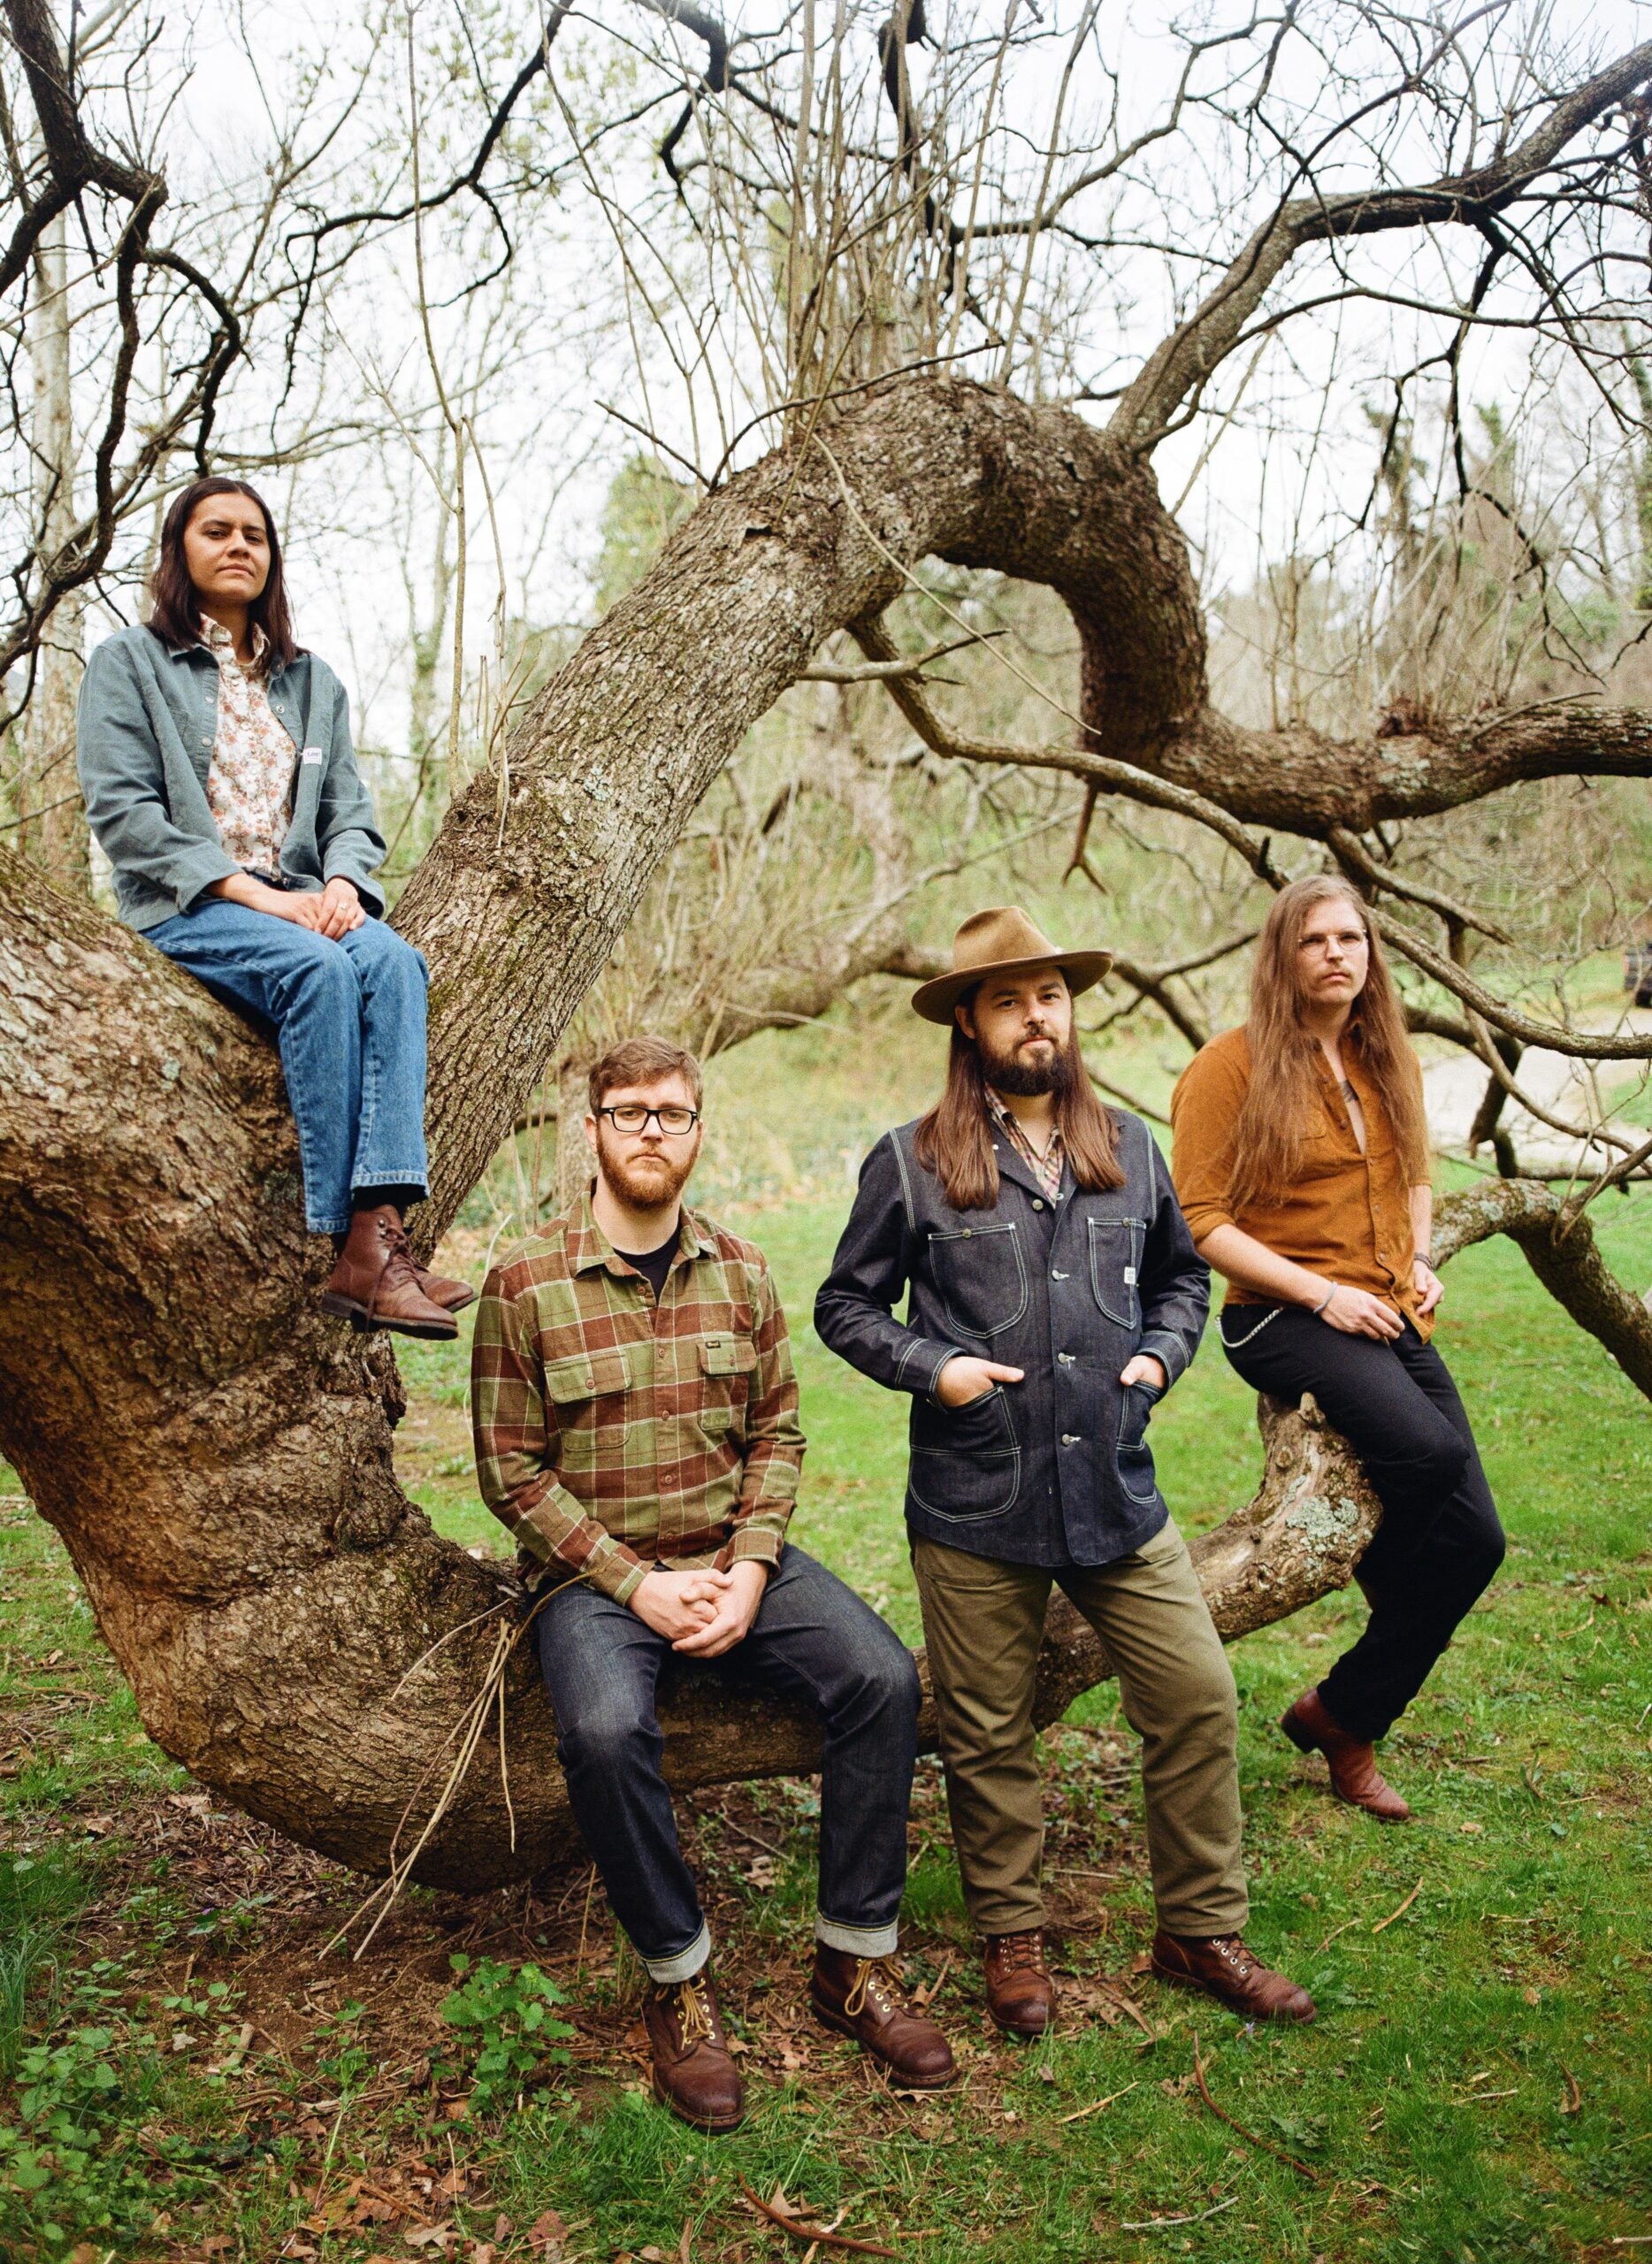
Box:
[814,1109,1210,1568]
[75,623,387,932]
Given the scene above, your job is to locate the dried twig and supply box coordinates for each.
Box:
[738,2181,899,2257]
[1189,2031,1321,2181]
[1054,2077,1139,2126]
[1371,1883,1421,1936]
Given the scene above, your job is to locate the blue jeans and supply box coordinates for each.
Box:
[536,1545,921,1983]
[149,900,430,1235]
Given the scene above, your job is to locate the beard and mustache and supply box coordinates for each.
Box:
[594,1125,702,1210]
[976,1022,1077,1098]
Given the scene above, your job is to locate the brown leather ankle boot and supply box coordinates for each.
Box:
[409,1257,476,1313]
[1151,1930,1316,2023]
[321,1205,457,1339]
[643,1970,744,2133]
[810,1947,955,2089]
[1281,1687,1411,1822]
[983,1929,1055,2038]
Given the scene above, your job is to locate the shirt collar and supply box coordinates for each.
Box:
[567,1180,706,1277]
[199,616,269,666]
[986,1087,1064,1152]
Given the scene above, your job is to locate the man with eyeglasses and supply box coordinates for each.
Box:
[471,1036,953,2134]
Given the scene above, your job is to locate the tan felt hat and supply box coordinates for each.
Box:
[910,906,1113,1026]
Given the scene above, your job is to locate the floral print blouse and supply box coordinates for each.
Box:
[200,616,296,875]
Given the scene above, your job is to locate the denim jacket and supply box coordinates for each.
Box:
[75,623,387,931]
[814,1109,1210,1568]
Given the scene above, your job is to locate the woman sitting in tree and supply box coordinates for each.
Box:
[1171,874,1504,1821]
[75,475,469,1338]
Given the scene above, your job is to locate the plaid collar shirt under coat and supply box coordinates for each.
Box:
[470,1185,804,1602]
[988,1090,1065,1201]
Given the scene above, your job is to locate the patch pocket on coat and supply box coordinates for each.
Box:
[909,1387,1021,1521]
[543,1347,631,1466]
[927,1220,1029,1340]
[1115,1381,1159,1503]
[695,1335,757,1435]
[1088,1217,1145,1328]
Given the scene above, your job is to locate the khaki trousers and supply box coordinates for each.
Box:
[911,1521,1248,1939]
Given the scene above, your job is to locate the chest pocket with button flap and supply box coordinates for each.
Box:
[543,1346,632,1470]
[695,1334,758,1436]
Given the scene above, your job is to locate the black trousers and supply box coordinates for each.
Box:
[1220,1308,1504,1741]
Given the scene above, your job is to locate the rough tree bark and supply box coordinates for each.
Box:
[3,377,1648,1887]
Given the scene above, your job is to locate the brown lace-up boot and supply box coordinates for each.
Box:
[1281,1686,1411,1822]
[810,1947,955,2089]
[983,1929,1056,2038]
[409,1258,476,1314]
[1151,1931,1316,2023]
[643,1970,745,2133]
[321,1205,457,1340]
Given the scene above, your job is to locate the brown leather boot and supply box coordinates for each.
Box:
[1281,1687,1411,1822]
[983,1929,1056,2038]
[1151,1931,1316,2023]
[810,1947,955,2089]
[321,1205,457,1340]
[409,1258,476,1314]
[642,1970,744,2134]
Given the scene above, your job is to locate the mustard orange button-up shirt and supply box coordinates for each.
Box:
[1170,1026,1433,1340]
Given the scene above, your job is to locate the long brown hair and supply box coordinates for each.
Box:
[146,477,299,670]
[914,1001,1125,1211]
[1228,875,1427,1209]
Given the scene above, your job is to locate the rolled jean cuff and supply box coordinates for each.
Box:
[310,1212,355,1237]
[815,1913,899,1959]
[349,1167,430,1197]
[641,1920,711,1986]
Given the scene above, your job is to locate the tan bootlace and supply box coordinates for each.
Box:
[844,1959,900,2022]
[664,1976,716,2046]
[998,1932,1047,1974]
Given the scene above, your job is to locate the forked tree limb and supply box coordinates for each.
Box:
[1107,36,1652,453]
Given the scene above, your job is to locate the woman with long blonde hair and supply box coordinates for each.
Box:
[1170,876,1503,1821]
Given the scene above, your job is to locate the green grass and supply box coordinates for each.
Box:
[2,1151,1649,2259]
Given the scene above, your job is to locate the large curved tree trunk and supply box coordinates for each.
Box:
[2,375,1646,1887]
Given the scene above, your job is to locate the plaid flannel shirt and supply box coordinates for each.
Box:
[987,1089,1066,1201]
[470,1186,805,1602]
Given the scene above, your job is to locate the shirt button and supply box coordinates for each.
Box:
[1059,1352,1075,1365]
[1061,1433,1079,1446]
[1052,1269,1068,1281]
[1031,1198,1044,1211]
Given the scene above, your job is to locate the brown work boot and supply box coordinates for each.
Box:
[810,1947,955,2089]
[1281,1687,1411,1822]
[642,1970,744,2134]
[321,1205,457,1340]
[983,1929,1056,2038]
[409,1258,476,1314]
[1151,1930,1316,2023]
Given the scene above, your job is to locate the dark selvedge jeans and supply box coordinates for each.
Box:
[1220,1309,1505,1742]
[535,1545,920,1982]
[148,899,430,1235]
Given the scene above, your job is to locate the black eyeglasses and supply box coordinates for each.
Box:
[597,1103,700,1136]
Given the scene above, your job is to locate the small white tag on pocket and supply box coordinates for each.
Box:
[1123,1265,1137,1284]
[300,746,325,765]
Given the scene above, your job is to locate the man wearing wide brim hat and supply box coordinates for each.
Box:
[815,907,1317,2035]
[907,906,1114,1026]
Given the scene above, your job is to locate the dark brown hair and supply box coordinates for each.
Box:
[146,477,299,670]
[588,1036,705,1115]
[1228,875,1428,1209]
[914,992,1124,1211]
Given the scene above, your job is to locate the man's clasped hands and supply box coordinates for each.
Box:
[630,1560,770,1656]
